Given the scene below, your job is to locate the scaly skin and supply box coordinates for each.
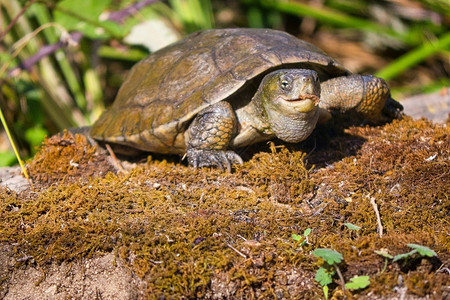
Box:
[319,74,403,122]
[185,69,321,171]
[185,101,242,172]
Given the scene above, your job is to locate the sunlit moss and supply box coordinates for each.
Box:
[0,117,448,298]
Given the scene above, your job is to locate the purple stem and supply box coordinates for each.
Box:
[108,0,160,23]
[12,32,82,74]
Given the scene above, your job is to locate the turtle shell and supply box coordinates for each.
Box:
[90,28,350,154]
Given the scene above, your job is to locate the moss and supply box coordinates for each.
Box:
[26,131,115,186]
[1,117,449,298]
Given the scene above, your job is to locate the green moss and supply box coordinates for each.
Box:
[1,117,449,298]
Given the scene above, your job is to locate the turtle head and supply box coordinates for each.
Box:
[257,69,320,143]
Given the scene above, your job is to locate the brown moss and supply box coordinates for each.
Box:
[1,117,449,298]
[26,131,115,187]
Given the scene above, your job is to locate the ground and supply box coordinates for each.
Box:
[0,114,449,299]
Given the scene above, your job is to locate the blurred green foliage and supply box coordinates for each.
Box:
[0,0,448,166]
[54,0,125,39]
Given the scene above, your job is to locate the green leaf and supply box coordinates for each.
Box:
[345,275,370,290]
[292,233,302,242]
[54,0,123,39]
[407,244,437,257]
[315,266,334,286]
[313,248,343,265]
[344,223,361,230]
[393,249,417,262]
[304,228,312,237]
[293,228,311,244]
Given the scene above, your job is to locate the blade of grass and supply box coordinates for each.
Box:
[30,3,87,112]
[0,0,35,41]
[98,45,148,61]
[0,108,30,180]
[83,69,104,123]
[1,0,36,56]
[37,61,82,128]
[169,0,214,32]
[376,32,450,80]
[256,0,416,45]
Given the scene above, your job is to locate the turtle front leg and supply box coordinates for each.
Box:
[319,74,403,123]
[185,101,243,172]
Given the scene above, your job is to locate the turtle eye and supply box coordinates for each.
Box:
[279,76,292,91]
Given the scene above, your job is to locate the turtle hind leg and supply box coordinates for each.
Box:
[319,74,403,123]
[185,101,243,172]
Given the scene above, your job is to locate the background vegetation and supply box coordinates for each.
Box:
[0,0,449,166]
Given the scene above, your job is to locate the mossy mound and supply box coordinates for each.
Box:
[26,131,115,186]
[1,117,449,299]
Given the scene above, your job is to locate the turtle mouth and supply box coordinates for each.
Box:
[285,94,320,105]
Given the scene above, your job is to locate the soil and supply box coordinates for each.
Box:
[0,113,449,299]
[0,245,144,299]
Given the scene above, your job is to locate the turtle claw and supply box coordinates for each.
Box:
[187,149,243,172]
[383,96,404,120]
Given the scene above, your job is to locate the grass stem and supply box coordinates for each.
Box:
[0,108,30,181]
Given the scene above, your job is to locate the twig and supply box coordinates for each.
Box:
[369,196,383,238]
[334,264,346,296]
[226,242,247,259]
[34,263,46,287]
[436,264,450,274]
[105,144,125,173]
[0,0,36,42]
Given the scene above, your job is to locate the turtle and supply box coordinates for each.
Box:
[90,28,403,171]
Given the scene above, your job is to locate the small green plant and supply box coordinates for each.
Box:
[344,223,361,231]
[374,248,393,274]
[393,243,437,262]
[292,228,311,247]
[375,244,437,273]
[345,275,370,290]
[313,248,371,298]
[313,248,344,299]
[313,248,343,265]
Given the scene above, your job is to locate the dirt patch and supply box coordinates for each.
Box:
[0,117,449,299]
[0,245,143,299]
